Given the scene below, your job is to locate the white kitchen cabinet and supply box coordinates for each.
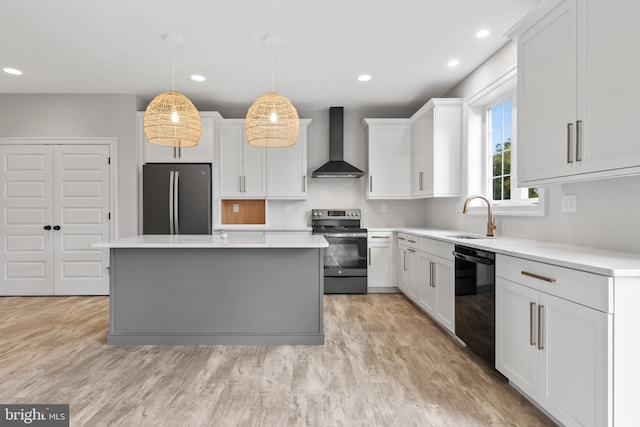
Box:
[397,233,455,334]
[417,237,455,333]
[367,232,395,291]
[266,119,310,199]
[410,99,462,198]
[496,255,612,427]
[219,119,266,198]
[512,0,640,186]
[397,233,418,294]
[362,119,412,199]
[139,111,219,163]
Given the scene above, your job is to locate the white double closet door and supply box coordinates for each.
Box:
[0,144,111,295]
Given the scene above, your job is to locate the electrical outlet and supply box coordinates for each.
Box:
[381,203,387,213]
[233,203,240,213]
[561,195,577,213]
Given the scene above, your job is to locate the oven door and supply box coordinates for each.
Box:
[321,233,367,277]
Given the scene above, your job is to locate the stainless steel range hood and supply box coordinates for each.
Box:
[312,107,364,178]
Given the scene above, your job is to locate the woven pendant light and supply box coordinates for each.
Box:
[144,34,201,147]
[144,91,201,147]
[245,36,299,148]
[245,92,299,148]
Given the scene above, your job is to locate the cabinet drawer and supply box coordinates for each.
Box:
[496,254,612,313]
[419,237,453,260]
[397,233,418,249]
[368,231,393,243]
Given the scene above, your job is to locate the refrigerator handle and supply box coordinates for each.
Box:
[174,171,180,235]
[168,170,175,234]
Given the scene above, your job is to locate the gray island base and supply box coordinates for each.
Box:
[96,234,327,345]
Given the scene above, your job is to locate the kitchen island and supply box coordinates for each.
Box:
[93,233,328,345]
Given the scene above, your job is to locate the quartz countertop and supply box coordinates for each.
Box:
[92,233,328,249]
[368,227,640,277]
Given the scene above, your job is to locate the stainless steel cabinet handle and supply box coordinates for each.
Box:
[303,175,307,192]
[174,171,180,234]
[370,176,373,192]
[403,252,407,271]
[567,123,573,164]
[239,175,243,193]
[408,239,417,244]
[178,147,182,159]
[370,236,388,239]
[530,302,536,346]
[419,171,424,191]
[429,262,435,287]
[169,170,175,234]
[368,248,372,266]
[173,147,177,159]
[521,271,556,283]
[576,120,582,162]
[407,248,416,253]
[537,305,544,350]
[398,237,406,241]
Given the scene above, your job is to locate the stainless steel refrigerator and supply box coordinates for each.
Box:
[143,163,212,235]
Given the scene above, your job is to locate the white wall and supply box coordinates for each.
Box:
[224,106,430,229]
[0,94,138,237]
[431,41,640,253]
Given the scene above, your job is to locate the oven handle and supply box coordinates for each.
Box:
[452,251,494,265]
[320,233,368,238]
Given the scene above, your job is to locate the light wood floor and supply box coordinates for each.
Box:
[0,294,555,426]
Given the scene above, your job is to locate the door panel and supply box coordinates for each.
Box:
[175,164,211,235]
[53,145,110,295]
[0,145,54,295]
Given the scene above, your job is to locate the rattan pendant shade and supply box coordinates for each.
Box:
[245,92,299,147]
[144,91,202,147]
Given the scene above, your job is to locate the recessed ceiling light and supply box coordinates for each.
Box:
[447,59,460,68]
[357,74,372,82]
[3,67,22,76]
[476,29,490,38]
[190,74,206,82]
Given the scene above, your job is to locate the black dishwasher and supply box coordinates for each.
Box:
[453,245,496,368]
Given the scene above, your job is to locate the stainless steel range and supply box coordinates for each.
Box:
[311,209,367,294]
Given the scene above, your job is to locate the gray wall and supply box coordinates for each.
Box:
[432,41,640,253]
[0,94,138,237]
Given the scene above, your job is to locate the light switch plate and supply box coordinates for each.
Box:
[561,195,577,213]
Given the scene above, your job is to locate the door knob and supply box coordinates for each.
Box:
[43,225,52,230]
[53,225,61,230]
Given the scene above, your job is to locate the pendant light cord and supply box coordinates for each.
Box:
[271,45,275,92]
[172,43,176,92]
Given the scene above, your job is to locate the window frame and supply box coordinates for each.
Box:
[462,67,545,217]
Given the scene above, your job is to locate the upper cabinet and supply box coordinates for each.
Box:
[362,119,412,199]
[218,119,266,199]
[512,0,640,186]
[266,119,311,199]
[139,111,220,163]
[410,99,462,198]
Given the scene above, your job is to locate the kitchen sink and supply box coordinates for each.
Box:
[446,234,485,240]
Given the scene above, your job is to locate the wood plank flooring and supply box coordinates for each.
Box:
[0,294,555,426]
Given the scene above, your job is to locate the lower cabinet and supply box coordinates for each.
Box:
[367,231,395,291]
[397,233,455,334]
[496,256,612,427]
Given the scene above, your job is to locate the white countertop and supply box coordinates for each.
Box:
[93,233,328,249]
[386,227,640,277]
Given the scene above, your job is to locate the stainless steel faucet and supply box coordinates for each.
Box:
[462,195,496,237]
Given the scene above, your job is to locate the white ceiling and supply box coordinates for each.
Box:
[0,0,539,116]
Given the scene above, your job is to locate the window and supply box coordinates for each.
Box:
[464,68,544,216]
[487,99,538,204]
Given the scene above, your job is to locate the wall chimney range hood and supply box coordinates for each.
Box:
[312,107,364,178]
